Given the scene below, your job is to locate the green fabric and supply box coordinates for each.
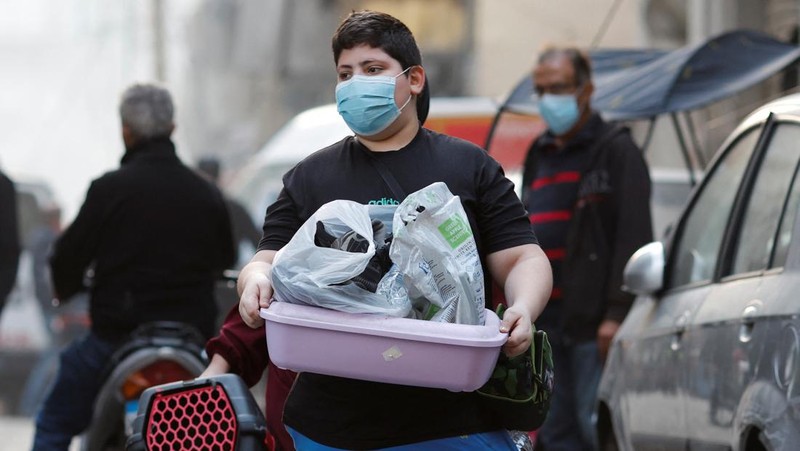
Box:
[476,305,554,431]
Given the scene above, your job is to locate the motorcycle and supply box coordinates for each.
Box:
[126,373,270,451]
[126,371,532,451]
[80,321,208,451]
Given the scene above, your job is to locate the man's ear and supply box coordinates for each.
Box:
[122,123,135,148]
[580,81,594,105]
[409,66,426,96]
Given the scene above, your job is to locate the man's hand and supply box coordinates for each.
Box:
[236,250,277,329]
[500,305,532,357]
[597,319,621,361]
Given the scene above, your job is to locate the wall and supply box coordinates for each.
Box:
[471,0,646,100]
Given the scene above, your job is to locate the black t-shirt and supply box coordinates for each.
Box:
[259,128,537,449]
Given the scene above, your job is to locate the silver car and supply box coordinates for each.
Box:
[598,93,800,451]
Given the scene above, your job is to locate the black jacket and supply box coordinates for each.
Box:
[523,118,653,341]
[50,138,236,341]
[0,170,19,313]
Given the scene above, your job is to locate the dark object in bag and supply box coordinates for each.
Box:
[314,219,394,293]
[350,239,393,292]
[126,373,271,451]
[314,221,370,252]
[477,307,554,431]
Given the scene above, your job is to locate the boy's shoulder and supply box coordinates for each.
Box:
[422,127,486,155]
[296,135,355,166]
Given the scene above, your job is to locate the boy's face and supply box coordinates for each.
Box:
[336,44,424,112]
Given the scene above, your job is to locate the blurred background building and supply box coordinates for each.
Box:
[3,0,799,221]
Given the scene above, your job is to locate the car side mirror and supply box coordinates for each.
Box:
[622,241,665,296]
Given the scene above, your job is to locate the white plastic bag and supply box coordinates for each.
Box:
[271,200,411,316]
[390,182,485,325]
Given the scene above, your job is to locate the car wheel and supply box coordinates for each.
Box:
[744,430,767,451]
[599,431,619,451]
[596,405,619,451]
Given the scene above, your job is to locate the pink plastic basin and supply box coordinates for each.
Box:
[261,302,507,392]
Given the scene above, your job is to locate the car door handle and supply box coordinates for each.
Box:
[670,310,691,351]
[739,301,761,343]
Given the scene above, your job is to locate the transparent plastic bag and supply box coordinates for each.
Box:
[390,182,485,325]
[271,201,411,316]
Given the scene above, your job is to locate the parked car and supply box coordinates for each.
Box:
[597,93,800,450]
[0,177,86,416]
[0,178,65,354]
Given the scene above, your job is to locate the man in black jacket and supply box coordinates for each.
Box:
[0,168,19,316]
[32,83,236,450]
[522,47,652,451]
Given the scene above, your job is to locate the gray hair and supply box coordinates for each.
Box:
[119,83,174,140]
[538,47,593,87]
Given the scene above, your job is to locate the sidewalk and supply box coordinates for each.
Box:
[0,416,80,450]
[1,416,34,450]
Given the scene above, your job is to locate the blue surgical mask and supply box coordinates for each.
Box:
[538,93,580,135]
[335,68,412,136]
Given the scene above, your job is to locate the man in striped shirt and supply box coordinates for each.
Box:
[522,47,652,451]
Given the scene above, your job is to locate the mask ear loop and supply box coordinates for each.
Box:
[398,93,413,113]
[395,66,416,113]
[394,66,413,79]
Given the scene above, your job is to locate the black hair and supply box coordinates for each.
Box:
[332,10,422,69]
[332,10,429,124]
[538,47,593,87]
[417,77,430,124]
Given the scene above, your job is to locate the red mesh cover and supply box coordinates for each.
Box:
[145,384,238,451]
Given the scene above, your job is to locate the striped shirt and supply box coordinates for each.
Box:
[522,115,603,306]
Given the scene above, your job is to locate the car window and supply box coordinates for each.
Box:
[730,123,800,274]
[772,162,800,268]
[668,128,759,288]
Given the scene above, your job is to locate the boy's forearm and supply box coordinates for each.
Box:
[489,244,553,322]
[503,250,552,322]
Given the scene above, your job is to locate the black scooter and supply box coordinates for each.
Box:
[125,373,270,451]
[80,321,208,451]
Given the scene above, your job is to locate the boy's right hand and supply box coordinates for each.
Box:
[236,250,278,328]
[239,271,273,328]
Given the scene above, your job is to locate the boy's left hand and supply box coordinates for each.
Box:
[499,305,532,357]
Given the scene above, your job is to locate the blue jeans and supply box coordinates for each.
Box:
[536,338,601,451]
[32,332,117,451]
[287,427,517,450]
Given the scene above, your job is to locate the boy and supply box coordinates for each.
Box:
[207,10,552,450]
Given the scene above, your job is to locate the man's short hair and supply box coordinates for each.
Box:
[331,10,428,124]
[119,83,174,140]
[538,47,593,87]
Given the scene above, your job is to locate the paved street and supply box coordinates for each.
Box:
[0,415,77,450]
[1,416,35,450]
[3,415,107,450]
